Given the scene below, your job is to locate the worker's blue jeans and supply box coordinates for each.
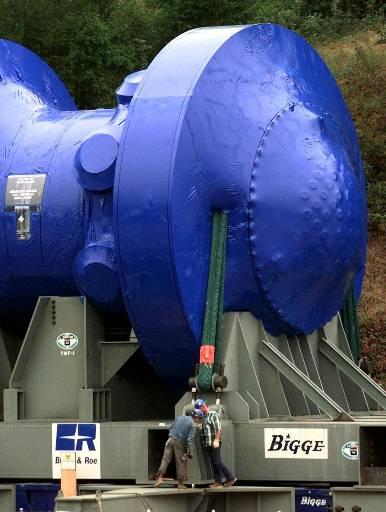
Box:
[206,446,235,483]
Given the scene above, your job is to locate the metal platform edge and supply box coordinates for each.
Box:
[55,485,296,512]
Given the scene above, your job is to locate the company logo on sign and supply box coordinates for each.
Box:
[341,441,359,460]
[56,333,78,356]
[300,496,327,507]
[52,423,100,479]
[264,428,328,459]
[55,423,96,451]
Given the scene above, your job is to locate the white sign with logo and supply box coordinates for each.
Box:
[52,423,101,478]
[341,441,359,460]
[56,333,79,357]
[264,428,328,459]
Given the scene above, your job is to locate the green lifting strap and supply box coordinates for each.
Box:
[197,211,227,392]
[340,282,361,363]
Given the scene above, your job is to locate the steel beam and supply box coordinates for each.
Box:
[259,340,353,421]
[56,487,204,512]
[320,337,386,410]
[56,487,295,512]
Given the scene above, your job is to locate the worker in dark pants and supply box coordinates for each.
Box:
[195,399,237,488]
[155,410,201,489]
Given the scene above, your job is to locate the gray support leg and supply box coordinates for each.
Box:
[79,389,111,422]
[0,485,16,512]
[3,297,139,422]
[0,332,12,418]
[3,389,24,422]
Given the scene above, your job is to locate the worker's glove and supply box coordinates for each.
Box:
[187,451,194,459]
[213,439,220,449]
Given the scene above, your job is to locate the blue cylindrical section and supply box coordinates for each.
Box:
[0,27,367,390]
[0,40,128,323]
[114,25,366,388]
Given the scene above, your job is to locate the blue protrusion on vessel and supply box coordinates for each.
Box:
[74,243,122,311]
[116,70,145,105]
[77,133,118,191]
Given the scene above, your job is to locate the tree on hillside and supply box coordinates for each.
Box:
[0,0,161,108]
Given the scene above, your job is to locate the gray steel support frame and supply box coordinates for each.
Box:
[1,303,386,487]
[2,297,138,422]
[0,421,215,482]
[178,312,386,422]
[320,337,386,408]
[0,419,374,482]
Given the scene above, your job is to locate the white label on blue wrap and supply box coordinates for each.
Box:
[5,174,46,210]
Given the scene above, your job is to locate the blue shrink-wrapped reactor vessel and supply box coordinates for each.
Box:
[0,25,367,390]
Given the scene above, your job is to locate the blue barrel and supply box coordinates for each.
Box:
[0,25,367,390]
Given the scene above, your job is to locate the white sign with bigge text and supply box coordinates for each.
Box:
[264,428,328,459]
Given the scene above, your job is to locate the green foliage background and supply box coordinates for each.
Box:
[0,0,384,229]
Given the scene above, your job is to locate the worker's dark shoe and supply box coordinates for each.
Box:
[209,482,223,488]
[177,483,188,489]
[154,477,163,487]
[224,478,237,487]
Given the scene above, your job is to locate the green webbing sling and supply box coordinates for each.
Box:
[340,282,361,363]
[197,212,227,392]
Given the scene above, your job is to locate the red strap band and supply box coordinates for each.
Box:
[200,344,215,364]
